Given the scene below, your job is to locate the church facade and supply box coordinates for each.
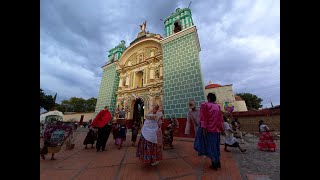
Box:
[95,8,206,131]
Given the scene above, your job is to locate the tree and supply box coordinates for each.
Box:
[57,97,97,112]
[85,97,97,112]
[40,89,45,109]
[69,97,86,112]
[40,88,55,111]
[236,93,263,110]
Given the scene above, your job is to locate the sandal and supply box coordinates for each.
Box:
[151,161,159,166]
[241,149,247,153]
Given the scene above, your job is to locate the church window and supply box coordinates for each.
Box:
[174,21,182,33]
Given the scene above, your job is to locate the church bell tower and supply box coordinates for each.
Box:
[160,8,206,119]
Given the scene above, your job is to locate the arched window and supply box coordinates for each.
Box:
[174,21,182,33]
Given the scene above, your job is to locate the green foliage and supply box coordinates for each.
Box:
[236,93,263,110]
[56,97,97,113]
[40,89,55,111]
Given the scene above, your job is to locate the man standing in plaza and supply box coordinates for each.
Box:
[92,106,112,152]
[185,99,200,136]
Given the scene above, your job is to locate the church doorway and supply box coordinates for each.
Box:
[132,98,144,127]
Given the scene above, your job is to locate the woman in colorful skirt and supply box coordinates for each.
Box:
[257,120,276,152]
[194,93,224,170]
[136,103,163,166]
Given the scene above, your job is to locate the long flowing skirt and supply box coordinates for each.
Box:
[136,135,162,163]
[257,131,276,151]
[194,128,221,163]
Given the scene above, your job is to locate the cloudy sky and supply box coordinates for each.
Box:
[40,0,279,108]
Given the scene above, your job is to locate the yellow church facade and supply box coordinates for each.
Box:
[115,34,164,120]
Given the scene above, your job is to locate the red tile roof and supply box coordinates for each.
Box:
[205,84,222,89]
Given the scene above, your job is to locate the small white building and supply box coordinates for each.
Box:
[204,81,248,112]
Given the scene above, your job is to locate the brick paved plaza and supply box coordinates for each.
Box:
[40,128,244,180]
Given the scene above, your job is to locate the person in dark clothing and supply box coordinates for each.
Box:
[117,119,127,149]
[119,108,126,119]
[91,106,112,152]
[131,121,140,146]
[83,126,97,149]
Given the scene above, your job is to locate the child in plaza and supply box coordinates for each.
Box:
[112,119,120,144]
[162,127,171,149]
[131,121,140,146]
[166,115,179,149]
[116,119,127,149]
[83,126,97,149]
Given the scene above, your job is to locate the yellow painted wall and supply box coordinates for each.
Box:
[204,85,247,112]
[234,100,248,112]
[204,85,235,111]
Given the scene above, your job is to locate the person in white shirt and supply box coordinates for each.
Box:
[223,116,246,153]
[136,103,163,166]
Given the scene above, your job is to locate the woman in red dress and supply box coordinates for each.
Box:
[257,120,276,152]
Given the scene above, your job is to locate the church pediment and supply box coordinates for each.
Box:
[116,38,162,71]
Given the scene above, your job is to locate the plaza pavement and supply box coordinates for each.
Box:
[40,128,242,180]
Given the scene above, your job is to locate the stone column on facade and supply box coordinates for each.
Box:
[133,71,136,88]
[145,68,148,84]
[159,66,163,78]
[150,68,155,81]
[119,77,123,88]
[143,68,146,87]
[125,75,129,87]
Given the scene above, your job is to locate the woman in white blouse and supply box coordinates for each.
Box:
[223,116,246,152]
[136,103,163,166]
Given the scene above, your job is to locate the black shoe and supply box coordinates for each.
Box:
[217,162,221,168]
[209,164,218,170]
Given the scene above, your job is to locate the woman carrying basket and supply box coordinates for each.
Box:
[40,121,73,160]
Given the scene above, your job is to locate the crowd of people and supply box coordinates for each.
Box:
[40,94,277,170]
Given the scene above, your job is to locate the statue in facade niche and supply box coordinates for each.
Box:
[140,21,147,32]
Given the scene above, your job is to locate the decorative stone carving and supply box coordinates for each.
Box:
[125,76,129,86]
[150,68,155,80]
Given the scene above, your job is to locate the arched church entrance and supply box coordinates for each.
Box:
[132,98,144,127]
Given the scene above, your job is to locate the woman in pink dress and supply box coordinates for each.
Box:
[194,93,224,170]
